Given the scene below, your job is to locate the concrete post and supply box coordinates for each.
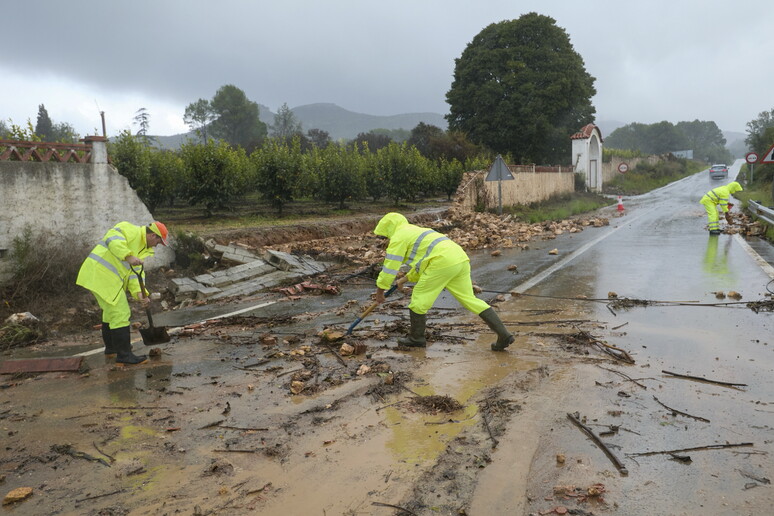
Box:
[82,135,108,164]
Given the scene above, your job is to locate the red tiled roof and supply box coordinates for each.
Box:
[570,123,602,141]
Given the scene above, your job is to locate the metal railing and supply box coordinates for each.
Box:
[748,200,774,226]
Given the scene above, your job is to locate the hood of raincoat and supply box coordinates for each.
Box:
[374,212,408,238]
[727,181,743,193]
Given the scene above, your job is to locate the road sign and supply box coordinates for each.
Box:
[617,162,629,174]
[485,155,514,181]
[745,152,759,164]
[761,144,774,164]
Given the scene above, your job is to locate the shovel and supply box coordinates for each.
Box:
[346,276,408,335]
[133,265,171,345]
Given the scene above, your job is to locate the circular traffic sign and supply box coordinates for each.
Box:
[746,152,759,164]
[617,162,629,174]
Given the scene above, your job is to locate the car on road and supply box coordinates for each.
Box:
[709,164,728,180]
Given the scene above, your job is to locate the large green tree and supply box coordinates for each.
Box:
[675,120,729,163]
[209,84,267,149]
[745,108,774,153]
[446,13,596,164]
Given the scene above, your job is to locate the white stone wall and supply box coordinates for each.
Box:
[0,160,174,282]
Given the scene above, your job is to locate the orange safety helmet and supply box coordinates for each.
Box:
[149,221,169,246]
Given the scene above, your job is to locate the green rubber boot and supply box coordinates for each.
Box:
[113,326,148,366]
[397,310,427,348]
[101,322,117,359]
[480,308,515,351]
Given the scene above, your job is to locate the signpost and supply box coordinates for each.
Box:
[485,155,514,215]
[745,152,759,183]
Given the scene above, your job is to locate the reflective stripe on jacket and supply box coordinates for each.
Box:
[701,181,742,213]
[373,212,469,290]
[76,222,154,304]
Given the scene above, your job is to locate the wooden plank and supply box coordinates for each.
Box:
[0,357,84,374]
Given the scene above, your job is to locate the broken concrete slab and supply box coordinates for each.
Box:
[193,259,276,288]
[169,252,330,303]
[212,243,261,265]
[264,250,327,275]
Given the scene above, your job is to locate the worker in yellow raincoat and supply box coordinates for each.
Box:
[76,221,169,365]
[700,181,742,235]
[372,212,514,351]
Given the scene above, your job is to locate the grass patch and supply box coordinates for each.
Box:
[153,193,447,234]
[502,192,613,223]
[603,159,704,195]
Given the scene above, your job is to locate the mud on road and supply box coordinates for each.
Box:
[2,207,771,515]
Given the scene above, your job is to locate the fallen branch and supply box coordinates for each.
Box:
[652,395,710,423]
[199,419,225,429]
[598,366,647,389]
[213,448,266,453]
[92,441,115,463]
[100,406,167,410]
[482,400,499,449]
[371,501,418,515]
[75,489,125,503]
[216,425,269,431]
[321,341,348,367]
[566,413,628,476]
[627,442,754,457]
[661,370,747,388]
[51,444,111,467]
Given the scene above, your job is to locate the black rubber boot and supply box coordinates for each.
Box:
[397,310,427,347]
[480,308,515,351]
[113,326,148,366]
[101,322,117,358]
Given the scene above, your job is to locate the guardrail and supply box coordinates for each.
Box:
[748,200,774,226]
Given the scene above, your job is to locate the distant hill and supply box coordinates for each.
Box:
[149,103,448,149]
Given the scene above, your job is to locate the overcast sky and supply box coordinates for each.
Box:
[2,1,770,139]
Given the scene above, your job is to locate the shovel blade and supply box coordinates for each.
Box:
[140,326,170,345]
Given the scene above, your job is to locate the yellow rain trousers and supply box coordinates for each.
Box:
[700,181,742,232]
[76,222,155,328]
[373,212,490,315]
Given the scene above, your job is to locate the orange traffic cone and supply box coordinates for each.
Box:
[617,196,624,213]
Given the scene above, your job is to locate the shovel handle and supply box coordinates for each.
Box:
[346,276,408,335]
[131,265,155,328]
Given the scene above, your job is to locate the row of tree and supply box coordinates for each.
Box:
[109,130,492,217]
[604,120,732,163]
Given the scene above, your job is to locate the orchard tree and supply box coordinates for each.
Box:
[109,130,152,200]
[180,140,251,217]
[313,144,365,209]
[35,104,54,141]
[145,150,184,212]
[446,13,596,164]
[437,158,465,200]
[252,138,303,216]
[183,98,214,143]
[209,84,267,149]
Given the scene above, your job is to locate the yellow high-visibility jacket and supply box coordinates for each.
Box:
[702,181,742,213]
[373,212,469,290]
[76,222,154,304]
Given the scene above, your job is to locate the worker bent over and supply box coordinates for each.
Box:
[76,221,169,365]
[700,181,742,235]
[372,212,514,351]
